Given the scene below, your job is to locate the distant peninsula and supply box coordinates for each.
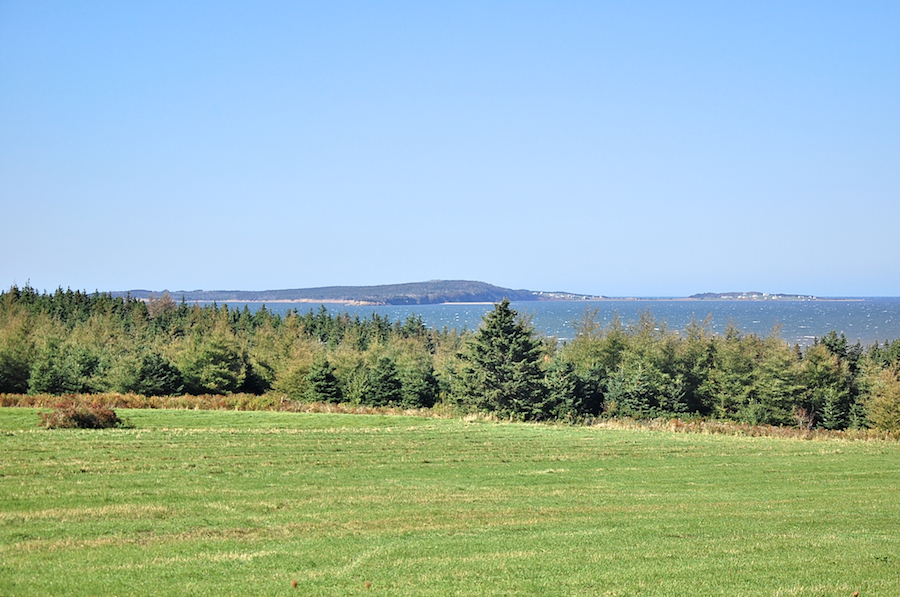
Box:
[116,280,605,306]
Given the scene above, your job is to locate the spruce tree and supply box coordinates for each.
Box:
[0,318,34,394]
[28,339,80,395]
[455,299,545,418]
[304,355,343,403]
[366,355,402,406]
[179,337,244,395]
[819,386,850,430]
[116,352,184,396]
[399,361,439,408]
[541,357,584,420]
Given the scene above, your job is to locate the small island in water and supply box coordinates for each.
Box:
[686,291,819,301]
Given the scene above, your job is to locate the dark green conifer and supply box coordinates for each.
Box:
[541,357,583,420]
[819,386,851,430]
[366,355,402,406]
[117,352,184,396]
[304,355,343,403]
[28,340,77,395]
[0,316,34,394]
[455,299,546,418]
[399,361,439,408]
[179,337,244,395]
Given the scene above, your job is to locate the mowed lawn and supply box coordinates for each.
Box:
[1,408,899,596]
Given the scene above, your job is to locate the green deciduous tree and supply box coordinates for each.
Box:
[860,366,900,432]
[0,311,35,393]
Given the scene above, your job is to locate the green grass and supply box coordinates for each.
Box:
[1,408,899,596]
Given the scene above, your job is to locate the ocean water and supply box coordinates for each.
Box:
[217,298,900,347]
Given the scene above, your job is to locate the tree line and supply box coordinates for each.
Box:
[1,286,899,432]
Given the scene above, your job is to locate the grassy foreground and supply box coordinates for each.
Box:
[1,409,899,596]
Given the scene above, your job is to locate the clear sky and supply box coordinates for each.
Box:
[2,1,898,297]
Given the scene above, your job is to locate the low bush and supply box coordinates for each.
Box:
[38,400,125,429]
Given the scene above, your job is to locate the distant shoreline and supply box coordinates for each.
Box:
[184,297,869,306]
[641,297,866,303]
[189,298,383,306]
[112,280,889,305]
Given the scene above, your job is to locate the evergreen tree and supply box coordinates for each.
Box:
[399,360,439,408]
[867,339,900,369]
[27,340,103,394]
[304,355,343,403]
[455,299,546,418]
[0,313,35,393]
[179,336,245,395]
[677,317,716,414]
[819,386,851,430]
[116,352,184,396]
[749,335,803,426]
[28,339,81,395]
[366,355,402,406]
[703,327,758,419]
[239,361,271,394]
[609,312,688,417]
[340,361,370,404]
[541,357,584,420]
[604,357,685,417]
[556,309,626,416]
[801,343,852,428]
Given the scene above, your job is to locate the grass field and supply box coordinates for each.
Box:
[1,408,899,596]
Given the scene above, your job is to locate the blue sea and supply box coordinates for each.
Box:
[215,298,900,347]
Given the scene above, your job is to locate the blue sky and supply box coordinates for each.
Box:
[2,1,898,297]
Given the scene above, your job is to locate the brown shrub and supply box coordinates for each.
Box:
[39,399,124,429]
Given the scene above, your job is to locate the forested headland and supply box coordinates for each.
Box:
[114,279,555,305]
[2,285,899,432]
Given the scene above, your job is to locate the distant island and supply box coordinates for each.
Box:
[113,282,829,305]
[115,280,605,306]
[687,291,819,301]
